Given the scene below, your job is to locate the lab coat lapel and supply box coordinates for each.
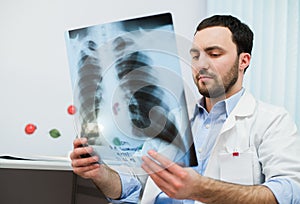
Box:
[219,91,255,135]
[140,177,161,204]
[204,91,256,179]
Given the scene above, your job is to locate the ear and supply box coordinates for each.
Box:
[239,53,251,72]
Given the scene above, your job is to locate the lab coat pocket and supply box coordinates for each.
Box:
[219,149,254,185]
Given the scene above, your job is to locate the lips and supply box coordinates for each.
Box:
[196,72,213,82]
[198,75,212,80]
[200,76,213,84]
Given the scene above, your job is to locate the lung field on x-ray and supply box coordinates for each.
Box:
[112,37,184,150]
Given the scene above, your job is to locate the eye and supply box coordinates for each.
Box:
[189,49,200,60]
[209,53,221,57]
[192,55,199,60]
[190,53,199,60]
[207,49,223,58]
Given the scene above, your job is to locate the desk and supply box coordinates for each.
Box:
[0,159,108,204]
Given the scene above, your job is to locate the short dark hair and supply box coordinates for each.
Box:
[196,15,253,56]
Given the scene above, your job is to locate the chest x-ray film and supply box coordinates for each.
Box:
[65,13,197,171]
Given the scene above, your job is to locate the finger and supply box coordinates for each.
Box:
[141,155,165,174]
[73,137,88,148]
[147,150,188,179]
[147,150,181,172]
[142,156,177,195]
[70,145,94,160]
[72,162,100,175]
[72,155,100,168]
[142,155,177,183]
[144,165,171,192]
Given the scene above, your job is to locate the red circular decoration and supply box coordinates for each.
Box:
[67,105,76,115]
[25,123,37,135]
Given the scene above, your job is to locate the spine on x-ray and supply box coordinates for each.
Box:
[77,40,103,145]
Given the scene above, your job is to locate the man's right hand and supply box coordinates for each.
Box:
[69,137,122,199]
[70,137,101,179]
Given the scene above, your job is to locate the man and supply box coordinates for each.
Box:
[70,15,300,203]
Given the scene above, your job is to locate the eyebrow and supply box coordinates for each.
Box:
[204,45,225,52]
[189,46,225,54]
[189,48,199,54]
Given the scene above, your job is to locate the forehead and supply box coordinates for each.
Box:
[193,26,236,50]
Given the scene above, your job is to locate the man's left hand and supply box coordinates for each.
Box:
[141,150,200,200]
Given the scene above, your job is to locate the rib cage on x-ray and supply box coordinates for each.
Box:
[75,32,184,149]
[112,36,184,150]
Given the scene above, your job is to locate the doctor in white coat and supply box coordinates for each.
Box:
[70,15,300,204]
[141,15,300,203]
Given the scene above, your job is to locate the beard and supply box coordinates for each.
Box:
[195,58,239,98]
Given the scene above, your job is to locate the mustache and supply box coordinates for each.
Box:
[195,70,215,79]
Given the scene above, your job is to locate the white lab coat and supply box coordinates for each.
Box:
[141,91,300,204]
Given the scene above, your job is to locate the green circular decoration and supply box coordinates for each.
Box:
[49,129,61,138]
[113,137,122,146]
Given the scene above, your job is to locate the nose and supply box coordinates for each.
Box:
[192,53,209,74]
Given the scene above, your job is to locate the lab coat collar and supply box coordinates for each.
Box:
[220,91,256,134]
[231,90,256,117]
[190,88,247,121]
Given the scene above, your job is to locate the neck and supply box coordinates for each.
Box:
[205,95,225,112]
[204,87,242,112]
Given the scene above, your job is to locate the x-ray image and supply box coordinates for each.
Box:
[65,13,196,171]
